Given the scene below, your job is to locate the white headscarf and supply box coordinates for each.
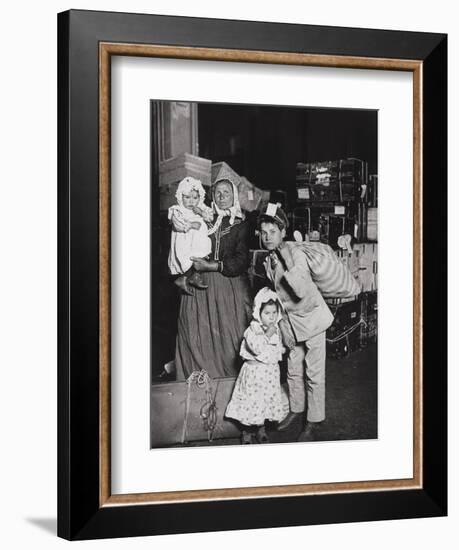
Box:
[175,176,207,208]
[252,287,283,325]
[208,178,244,235]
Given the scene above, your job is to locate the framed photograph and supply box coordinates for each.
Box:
[58,9,447,540]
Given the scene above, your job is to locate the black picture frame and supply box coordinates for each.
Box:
[58,9,447,540]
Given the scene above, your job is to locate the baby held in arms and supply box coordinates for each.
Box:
[168,177,214,295]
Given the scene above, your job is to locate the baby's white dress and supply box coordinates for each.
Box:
[168,205,212,274]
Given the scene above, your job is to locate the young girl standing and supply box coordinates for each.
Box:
[225,287,286,444]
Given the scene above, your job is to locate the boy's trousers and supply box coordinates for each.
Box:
[287,331,326,422]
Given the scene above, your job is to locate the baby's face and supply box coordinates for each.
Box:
[182,190,200,209]
[260,304,278,326]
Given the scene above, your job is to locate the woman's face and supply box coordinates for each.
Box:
[213,181,234,210]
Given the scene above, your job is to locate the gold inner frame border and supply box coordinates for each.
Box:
[99,42,423,507]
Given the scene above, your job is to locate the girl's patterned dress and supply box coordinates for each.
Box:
[225,320,285,426]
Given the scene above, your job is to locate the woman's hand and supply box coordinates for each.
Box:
[276,243,295,271]
[189,221,201,231]
[190,257,219,272]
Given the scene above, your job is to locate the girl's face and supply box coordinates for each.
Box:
[260,303,278,326]
[213,181,234,210]
[182,189,200,210]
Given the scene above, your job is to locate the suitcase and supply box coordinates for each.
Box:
[350,202,368,242]
[151,372,290,446]
[367,207,378,241]
[296,186,312,202]
[353,243,378,292]
[296,160,340,202]
[339,158,368,200]
[296,160,339,185]
[151,374,240,446]
[248,249,269,291]
[319,214,356,249]
[304,182,341,203]
[326,296,364,358]
[368,174,378,207]
[292,205,335,241]
[296,158,368,202]
[360,291,378,346]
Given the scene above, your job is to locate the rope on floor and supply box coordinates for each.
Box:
[181,370,218,444]
[326,318,367,344]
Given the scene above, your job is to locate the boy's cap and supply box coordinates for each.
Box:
[257,203,289,229]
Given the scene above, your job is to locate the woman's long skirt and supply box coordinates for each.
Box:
[175,271,251,380]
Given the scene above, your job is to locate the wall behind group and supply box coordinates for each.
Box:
[199,103,378,195]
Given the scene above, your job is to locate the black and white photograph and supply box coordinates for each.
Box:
[150,100,378,448]
[1,0,452,546]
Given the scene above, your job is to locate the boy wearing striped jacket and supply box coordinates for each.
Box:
[258,204,334,441]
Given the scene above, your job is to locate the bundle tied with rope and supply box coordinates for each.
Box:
[291,239,361,299]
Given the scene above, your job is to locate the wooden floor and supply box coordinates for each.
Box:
[173,343,378,447]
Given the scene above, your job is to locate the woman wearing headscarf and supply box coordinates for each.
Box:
[174,177,252,380]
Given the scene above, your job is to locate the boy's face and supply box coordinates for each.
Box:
[182,190,200,209]
[260,221,286,251]
[260,303,278,326]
